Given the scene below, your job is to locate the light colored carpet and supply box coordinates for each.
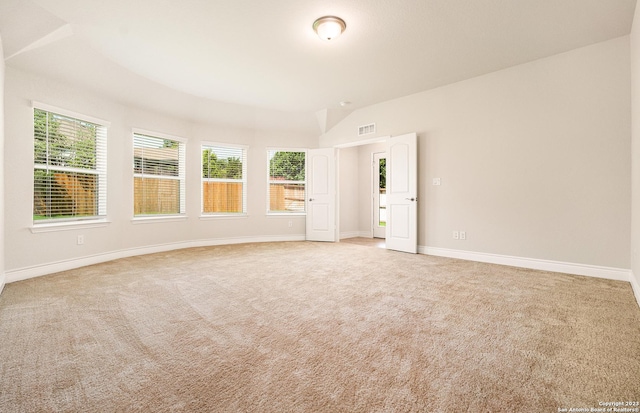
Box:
[0,241,639,412]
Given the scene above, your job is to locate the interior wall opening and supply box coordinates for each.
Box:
[373,152,386,239]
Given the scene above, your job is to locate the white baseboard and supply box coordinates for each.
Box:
[421,246,631,282]
[630,272,640,309]
[5,235,305,284]
[0,271,5,295]
[340,231,371,239]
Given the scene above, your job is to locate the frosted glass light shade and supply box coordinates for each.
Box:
[313,16,346,41]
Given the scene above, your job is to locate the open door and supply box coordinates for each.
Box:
[385,133,417,253]
[306,148,336,242]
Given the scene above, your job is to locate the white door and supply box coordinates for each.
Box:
[385,133,418,253]
[306,148,336,242]
[373,152,386,239]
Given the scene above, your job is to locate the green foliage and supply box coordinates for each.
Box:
[202,149,243,179]
[34,109,97,169]
[379,158,386,189]
[163,139,179,149]
[269,151,305,181]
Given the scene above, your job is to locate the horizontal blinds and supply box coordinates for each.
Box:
[96,125,107,216]
[33,108,107,221]
[267,150,305,213]
[202,145,247,214]
[133,134,182,177]
[134,133,186,215]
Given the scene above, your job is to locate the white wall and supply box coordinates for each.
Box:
[338,146,359,238]
[4,67,317,279]
[0,35,5,293]
[322,37,631,271]
[357,142,386,236]
[630,4,640,301]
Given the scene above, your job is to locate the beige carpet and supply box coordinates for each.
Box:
[0,241,639,412]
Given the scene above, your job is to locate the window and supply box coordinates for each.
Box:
[133,131,186,217]
[33,105,107,223]
[267,150,306,214]
[202,144,247,215]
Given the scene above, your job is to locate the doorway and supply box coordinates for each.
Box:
[373,152,386,239]
[335,133,417,252]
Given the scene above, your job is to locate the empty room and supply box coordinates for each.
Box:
[1,0,639,411]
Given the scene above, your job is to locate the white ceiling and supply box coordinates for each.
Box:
[0,0,637,134]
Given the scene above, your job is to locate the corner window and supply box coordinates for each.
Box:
[133,131,186,217]
[267,150,306,214]
[202,143,247,215]
[33,105,107,223]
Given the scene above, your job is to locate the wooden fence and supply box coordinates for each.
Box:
[203,182,242,213]
[134,177,180,215]
[35,175,303,217]
[270,184,305,212]
[33,172,97,217]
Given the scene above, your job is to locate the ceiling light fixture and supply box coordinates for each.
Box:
[313,16,346,41]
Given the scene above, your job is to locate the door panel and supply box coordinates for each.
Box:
[306,148,336,242]
[386,133,417,253]
[389,204,410,239]
[311,204,329,231]
[312,155,329,194]
[391,144,409,193]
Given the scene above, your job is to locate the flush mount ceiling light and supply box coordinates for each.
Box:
[313,16,346,41]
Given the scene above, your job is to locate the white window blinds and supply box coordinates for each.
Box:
[133,132,186,216]
[267,150,306,213]
[202,144,247,214]
[33,107,107,222]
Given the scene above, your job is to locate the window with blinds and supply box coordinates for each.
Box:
[33,106,107,222]
[267,150,306,214]
[133,131,186,216]
[202,144,247,214]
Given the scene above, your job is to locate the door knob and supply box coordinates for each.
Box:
[405,197,416,201]
[309,198,315,201]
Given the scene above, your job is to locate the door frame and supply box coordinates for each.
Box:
[372,151,386,239]
[333,137,388,241]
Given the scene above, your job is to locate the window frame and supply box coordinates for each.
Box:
[32,102,109,229]
[266,148,307,216]
[132,128,187,220]
[201,142,248,217]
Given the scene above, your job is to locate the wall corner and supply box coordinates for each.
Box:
[0,33,5,295]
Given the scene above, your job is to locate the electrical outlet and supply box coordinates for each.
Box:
[288,220,293,228]
[433,178,441,186]
[453,231,459,240]
[460,231,466,240]
[77,235,84,245]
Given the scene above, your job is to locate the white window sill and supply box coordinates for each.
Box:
[131,215,188,224]
[266,213,306,217]
[30,219,111,233]
[200,214,248,220]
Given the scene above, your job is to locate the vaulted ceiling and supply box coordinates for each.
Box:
[1,0,636,134]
